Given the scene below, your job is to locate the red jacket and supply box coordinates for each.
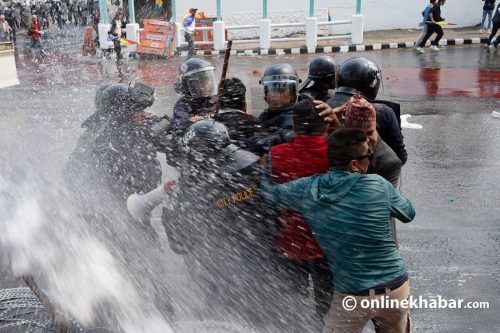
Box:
[269,136,329,259]
[32,22,41,38]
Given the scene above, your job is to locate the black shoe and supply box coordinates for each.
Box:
[173,50,180,57]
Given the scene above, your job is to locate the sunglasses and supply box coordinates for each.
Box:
[355,148,374,161]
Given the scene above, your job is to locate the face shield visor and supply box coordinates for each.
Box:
[262,76,298,110]
[184,67,218,99]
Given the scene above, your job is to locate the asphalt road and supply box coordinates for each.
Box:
[1,29,499,332]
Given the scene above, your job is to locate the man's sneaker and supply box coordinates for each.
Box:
[487,29,491,34]
[493,42,499,49]
[484,43,490,49]
[430,45,439,51]
[416,47,426,54]
[480,29,484,33]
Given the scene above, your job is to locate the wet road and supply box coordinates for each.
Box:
[1,29,499,332]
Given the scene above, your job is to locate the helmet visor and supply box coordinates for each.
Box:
[262,76,298,110]
[184,68,218,98]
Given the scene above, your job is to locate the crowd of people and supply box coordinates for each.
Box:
[61,54,415,333]
[0,0,99,43]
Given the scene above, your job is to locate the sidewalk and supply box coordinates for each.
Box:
[189,25,492,56]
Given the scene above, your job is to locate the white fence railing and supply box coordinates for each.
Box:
[175,13,363,51]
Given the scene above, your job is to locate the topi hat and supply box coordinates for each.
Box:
[344,94,376,129]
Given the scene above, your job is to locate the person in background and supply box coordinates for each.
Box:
[27,14,43,50]
[416,0,446,53]
[0,14,12,42]
[415,0,437,48]
[484,1,500,49]
[174,7,198,58]
[108,10,124,60]
[481,0,496,34]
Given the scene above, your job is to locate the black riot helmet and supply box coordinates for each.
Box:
[94,82,155,124]
[260,63,301,111]
[336,57,382,101]
[180,119,259,173]
[174,58,218,99]
[300,56,337,93]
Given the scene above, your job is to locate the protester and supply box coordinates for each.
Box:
[416,0,446,53]
[0,14,12,42]
[324,57,407,166]
[299,56,337,102]
[481,0,496,34]
[27,14,43,50]
[213,77,263,148]
[108,10,124,60]
[265,98,333,330]
[174,7,197,58]
[415,0,437,48]
[484,2,500,48]
[262,127,415,333]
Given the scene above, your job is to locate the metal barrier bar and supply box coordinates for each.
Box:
[232,39,260,44]
[270,37,306,42]
[226,25,260,30]
[317,20,352,26]
[317,34,351,40]
[271,22,306,28]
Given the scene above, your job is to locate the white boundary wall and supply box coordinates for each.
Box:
[175,0,482,38]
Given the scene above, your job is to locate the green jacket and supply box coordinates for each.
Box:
[262,169,415,293]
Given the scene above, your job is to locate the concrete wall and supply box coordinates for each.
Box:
[174,0,482,38]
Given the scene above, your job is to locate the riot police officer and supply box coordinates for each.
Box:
[326,57,408,165]
[65,82,161,219]
[162,119,288,330]
[299,55,337,102]
[246,63,301,154]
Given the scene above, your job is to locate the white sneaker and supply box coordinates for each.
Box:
[416,47,426,54]
[430,45,439,51]
[480,29,484,33]
[487,29,491,34]
[484,43,490,49]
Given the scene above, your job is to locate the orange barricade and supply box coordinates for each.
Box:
[194,13,217,50]
[137,19,176,57]
[82,26,95,55]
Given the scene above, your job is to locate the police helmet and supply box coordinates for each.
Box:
[260,63,301,110]
[174,58,218,99]
[96,82,155,119]
[336,57,381,101]
[299,56,336,93]
[180,119,259,172]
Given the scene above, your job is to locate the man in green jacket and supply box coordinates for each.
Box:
[262,128,415,333]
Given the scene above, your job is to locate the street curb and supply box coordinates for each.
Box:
[179,38,493,57]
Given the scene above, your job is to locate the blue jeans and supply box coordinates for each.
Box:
[481,9,493,30]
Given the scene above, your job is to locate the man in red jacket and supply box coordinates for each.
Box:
[266,98,334,329]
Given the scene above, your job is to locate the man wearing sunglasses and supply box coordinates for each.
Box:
[262,127,415,333]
